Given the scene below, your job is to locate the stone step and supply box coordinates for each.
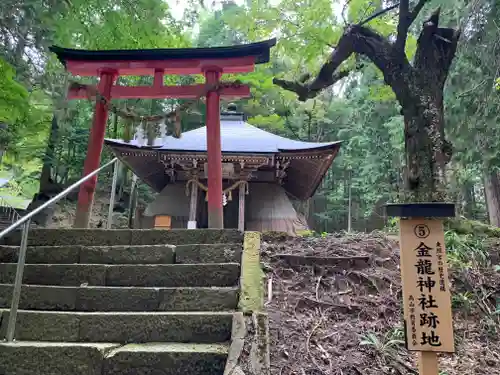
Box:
[0,284,238,311]
[0,310,233,343]
[0,245,176,264]
[175,243,242,264]
[0,243,241,264]
[0,263,240,287]
[0,228,243,247]
[104,342,228,375]
[0,342,228,375]
[0,342,117,375]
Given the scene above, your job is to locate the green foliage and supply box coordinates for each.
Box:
[451,291,474,311]
[0,59,29,147]
[0,0,498,236]
[446,218,500,238]
[56,0,189,49]
[247,114,285,132]
[445,230,489,269]
[359,328,405,362]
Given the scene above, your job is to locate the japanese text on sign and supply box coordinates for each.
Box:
[399,219,454,353]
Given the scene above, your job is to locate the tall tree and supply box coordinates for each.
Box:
[274,1,460,202]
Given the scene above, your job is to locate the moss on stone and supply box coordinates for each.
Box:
[445,218,500,237]
[261,231,291,242]
[250,312,271,375]
[239,232,264,314]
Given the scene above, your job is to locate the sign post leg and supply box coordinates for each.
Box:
[418,352,439,375]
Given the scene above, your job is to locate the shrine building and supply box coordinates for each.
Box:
[105,106,341,234]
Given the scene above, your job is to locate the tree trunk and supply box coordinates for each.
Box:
[483,170,500,227]
[462,181,476,219]
[273,8,459,203]
[0,147,5,166]
[39,115,60,194]
[403,94,448,202]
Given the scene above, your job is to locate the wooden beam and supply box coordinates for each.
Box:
[65,56,256,76]
[153,69,164,88]
[68,84,251,100]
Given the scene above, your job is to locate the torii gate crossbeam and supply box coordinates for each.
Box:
[49,40,276,229]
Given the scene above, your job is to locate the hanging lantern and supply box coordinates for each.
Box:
[174,107,182,138]
[159,118,168,144]
[133,120,145,147]
[123,117,133,143]
[146,121,156,146]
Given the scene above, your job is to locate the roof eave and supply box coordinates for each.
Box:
[278,141,343,154]
[49,39,277,66]
[105,140,342,156]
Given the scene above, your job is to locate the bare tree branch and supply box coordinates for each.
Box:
[359,2,400,26]
[414,8,461,89]
[395,0,410,54]
[411,0,430,20]
[274,70,350,101]
[395,0,430,56]
[274,25,411,102]
[341,0,353,26]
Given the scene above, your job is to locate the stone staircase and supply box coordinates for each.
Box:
[0,229,262,375]
[0,207,19,230]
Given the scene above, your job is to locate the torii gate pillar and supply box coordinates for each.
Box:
[204,68,224,229]
[74,70,117,228]
[49,39,276,229]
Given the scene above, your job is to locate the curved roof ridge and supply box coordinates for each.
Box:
[105,118,341,153]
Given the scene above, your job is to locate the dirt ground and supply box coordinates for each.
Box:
[262,232,500,375]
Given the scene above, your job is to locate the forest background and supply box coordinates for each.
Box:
[0,0,498,231]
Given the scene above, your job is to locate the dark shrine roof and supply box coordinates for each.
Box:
[105,115,341,200]
[49,39,276,66]
[104,118,341,154]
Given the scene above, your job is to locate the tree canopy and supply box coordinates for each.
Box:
[0,0,499,228]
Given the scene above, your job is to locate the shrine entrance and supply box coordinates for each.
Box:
[49,40,276,229]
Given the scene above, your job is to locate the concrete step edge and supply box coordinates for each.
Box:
[0,243,242,264]
[0,263,240,288]
[0,284,238,291]
[0,309,235,316]
[0,229,244,246]
[0,310,234,343]
[0,284,239,312]
[0,262,239,265]
[0,341,229,375]
[0,243,241,249]
[0,341,230,353]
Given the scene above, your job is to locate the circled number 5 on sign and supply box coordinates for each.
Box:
[414,224,430,239]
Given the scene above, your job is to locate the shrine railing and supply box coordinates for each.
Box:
[0,197,21,227]
[0,157,118,342]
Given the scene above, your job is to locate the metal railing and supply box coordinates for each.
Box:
[0,197,21,226]
[1,157,119,342]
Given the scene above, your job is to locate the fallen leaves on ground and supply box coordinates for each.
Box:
[262,232,500,375]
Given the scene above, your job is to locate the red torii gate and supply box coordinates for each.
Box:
[49,40,276,229]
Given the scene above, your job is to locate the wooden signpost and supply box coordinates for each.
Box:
[386,203,455,375]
